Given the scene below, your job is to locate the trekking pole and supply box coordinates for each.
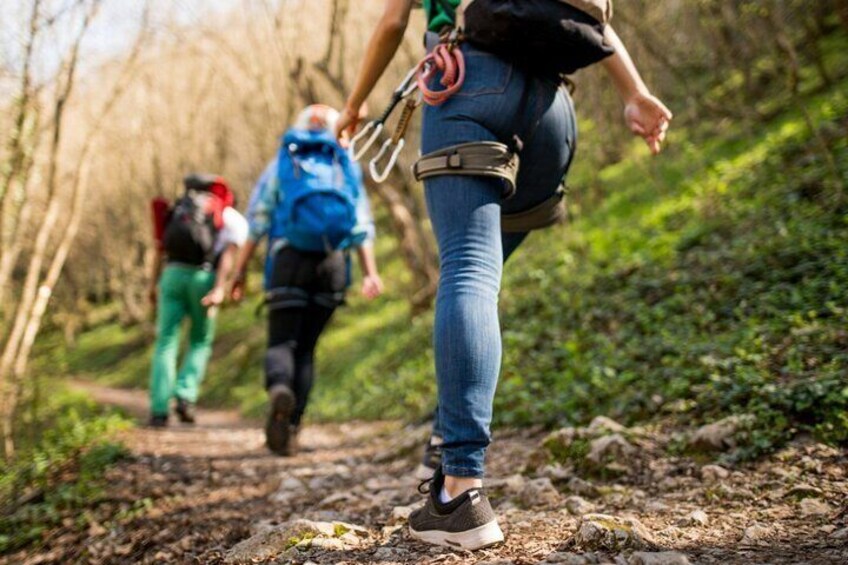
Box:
[350,67,419,162]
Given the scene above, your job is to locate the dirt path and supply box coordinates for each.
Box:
[8,384,847,565]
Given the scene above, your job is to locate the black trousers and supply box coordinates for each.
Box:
[265,246,347,426]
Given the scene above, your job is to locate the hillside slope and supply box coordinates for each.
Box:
[41,76,848,459]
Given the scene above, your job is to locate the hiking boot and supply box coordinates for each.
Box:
[266,385,296,456]
[415,434,443,480]
[409,467,504,551]
[175,398,196,424]
[148,414,169,428]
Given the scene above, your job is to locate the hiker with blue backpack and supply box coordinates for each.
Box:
[337,0,671,550]
[233,105,383,456]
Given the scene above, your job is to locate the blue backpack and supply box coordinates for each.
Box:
[270,128,362,253]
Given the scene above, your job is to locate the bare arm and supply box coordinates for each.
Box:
[202,243,238,307]
[356,243,384,299]
[230,239,259,301]
[602,25,673,155]
[337,0,415,138]
[148,248,165,305]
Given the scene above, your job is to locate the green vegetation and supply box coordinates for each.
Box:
[36,47,848,460]
[0,389,131,553]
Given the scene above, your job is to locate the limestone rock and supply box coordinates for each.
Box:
[224,519,368,564]
[629,551,691,565]
[520,477,561,507]
[566,495,596,516]
[586,434,637,466]
[572,514,657,551]
[799,498,831,517]
[587,416,628,434]
[689,415,751,452]
[700,464,729,482]
[568,477,601,498]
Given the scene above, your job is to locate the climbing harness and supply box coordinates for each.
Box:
[501,185,569,232]
[413,141,519,199]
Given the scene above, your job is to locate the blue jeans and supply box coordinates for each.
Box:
[422,43,577,477]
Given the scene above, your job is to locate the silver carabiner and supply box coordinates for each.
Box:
[369,138,405,183]
[350,121,383,162]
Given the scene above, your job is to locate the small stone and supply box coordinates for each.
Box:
[629,551,691,565]
[586,434,637,466]
[677,509,709,528]
[572,514,657,551]
[645,501,670,513]
[520,477,561,507]
[279,476,305,491]
[799,498,831,517]
[568,477,601,498]
[830,527,848,540]
[587,416,628,434]
[820,525,837,534]
[373,547,409,560]
[700,464,729,482]
[565,496,596,516]
[785,484,823,499]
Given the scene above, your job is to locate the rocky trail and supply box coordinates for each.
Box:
[8,383,847,565]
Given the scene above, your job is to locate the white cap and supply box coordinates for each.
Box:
[293,104,340,133]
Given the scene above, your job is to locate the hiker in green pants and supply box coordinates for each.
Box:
[148,174,248,427]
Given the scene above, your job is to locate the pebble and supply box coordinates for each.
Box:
[677,509,709,527]
[566,495,597,516]
[700,464,729,482]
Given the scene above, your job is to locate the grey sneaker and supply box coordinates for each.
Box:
[409,467,504,550]
[266,385,296,456]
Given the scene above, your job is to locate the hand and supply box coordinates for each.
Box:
[201,286,226,307]
[361,274,384,300]
[230,271,247,302]
[624,92,673,155]
[335,102,368,146]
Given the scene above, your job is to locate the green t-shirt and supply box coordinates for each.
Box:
[424,0,460,32]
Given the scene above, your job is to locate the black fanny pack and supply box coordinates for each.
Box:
[462,0,615,77]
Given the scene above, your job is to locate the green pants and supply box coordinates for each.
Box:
[149,265,217,416]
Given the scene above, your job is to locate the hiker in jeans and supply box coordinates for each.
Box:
[338,0,671,550]
[233,105,383,456]
[148,174,248,427]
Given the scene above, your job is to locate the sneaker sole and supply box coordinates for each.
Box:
[409,519,504,551]
[266,388,295,456]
